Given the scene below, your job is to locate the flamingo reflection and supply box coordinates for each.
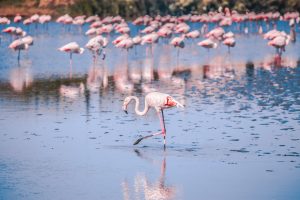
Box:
[9,65,33,92]
[86,63,108,92]
[121,150,176,200]
[59,83,84,98]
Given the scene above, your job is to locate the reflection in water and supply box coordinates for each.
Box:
[9,64,33,92]
[86,62,108,92]
[2,53,299,100]
[122,150,176,200]
[59,82,84,98]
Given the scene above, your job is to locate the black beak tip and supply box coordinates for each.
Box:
[124,110,128,114]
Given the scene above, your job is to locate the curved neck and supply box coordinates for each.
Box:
[129,96,149,116]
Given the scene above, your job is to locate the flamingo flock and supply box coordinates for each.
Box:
[1,10,299,147]
[0,10,298,63]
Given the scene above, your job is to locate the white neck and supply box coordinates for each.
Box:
[128,96,149,116]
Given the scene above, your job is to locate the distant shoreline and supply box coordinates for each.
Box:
[0,6,55,17]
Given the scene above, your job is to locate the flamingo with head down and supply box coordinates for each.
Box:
[122,92,183,148]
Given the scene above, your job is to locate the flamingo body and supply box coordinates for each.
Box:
[198,38,218,49]
[58,42,84,54]
[170,35,185,48]
[123,92,183,147]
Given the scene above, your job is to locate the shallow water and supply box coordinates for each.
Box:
[0,21,300,200]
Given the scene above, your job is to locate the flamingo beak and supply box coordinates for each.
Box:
[122,105,128,114]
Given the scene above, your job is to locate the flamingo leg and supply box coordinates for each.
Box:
[133,131,163,145]
[158,110,166,147]
[17,49,21,64]
[69,53,73,79]
[176,48,179,68]
[133,110,167,147]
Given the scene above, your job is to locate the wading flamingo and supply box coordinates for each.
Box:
[9,38,29,62]
[58,42,84,78]
[122,92,183,148]
[85,35,108,61]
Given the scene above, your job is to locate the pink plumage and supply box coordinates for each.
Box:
[123,92,183,147]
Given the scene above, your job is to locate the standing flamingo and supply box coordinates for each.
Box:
[122,92,183,147]
[170,34,185,67]
[198,38,218,51]
[85,35,108,61]
[9,38,29,63]
[268,34,290,56]
[58,42,84,78]
[223,32,236,53]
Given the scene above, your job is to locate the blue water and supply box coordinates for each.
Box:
[0,20,300,200]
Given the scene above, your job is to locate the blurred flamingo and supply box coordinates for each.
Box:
[122,92,183,147]
[141,32,159,56]
[58,42,84,78]
[86,35,108,62]
[14,14,22,23]
[9,37,32,63]
[268,34,290,56]
[170,34,185,67]
[223,32,235,53]
[198,38,218,51]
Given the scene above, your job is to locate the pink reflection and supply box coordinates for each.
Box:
[59,83,84,98]
[142,58,154,82]
[122,151,176,200]
[10,66,33,92]
[114,63,133,94]
[256,54,298,70]
[86,63,108,92]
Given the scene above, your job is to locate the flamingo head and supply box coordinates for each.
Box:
[122,96,131,114]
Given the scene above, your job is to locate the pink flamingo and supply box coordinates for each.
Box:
[268,35,290,56]
[157,27,172,38]
[86,35,108,61]
[122,92,183,147]
[198,38,218,51]
[0,17,10,25]
[9,38,29,62]
[170,34,185,67]
[132,35,142,54]
[58,42,84,78]
[141,25,156,34]
[223,32,235,53]
[205,27,225,40]
[14,14,22,23]
[223,37,236,53]
[141,32,159,56]
[112,34,129,45]
[186,30,200,39]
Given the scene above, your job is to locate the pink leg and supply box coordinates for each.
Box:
[69,53,73,79]
[157,110,166,147]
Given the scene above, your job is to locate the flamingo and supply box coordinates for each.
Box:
[186,30,200,39]
[198,38,218,51]
[85,35,108,61]
[141,32,159,56]
[223,32,235,53]
[223,37,236,53]
[122,92,183,147]
[58,42,84,78]
[9,38,30,62]
[14,14,22,23]
[268,35,290,56]
[170,34,185,67]
[205,27,225,40]
[112,34,129,45]
[0,17,10,25]
[132,35,142,54]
